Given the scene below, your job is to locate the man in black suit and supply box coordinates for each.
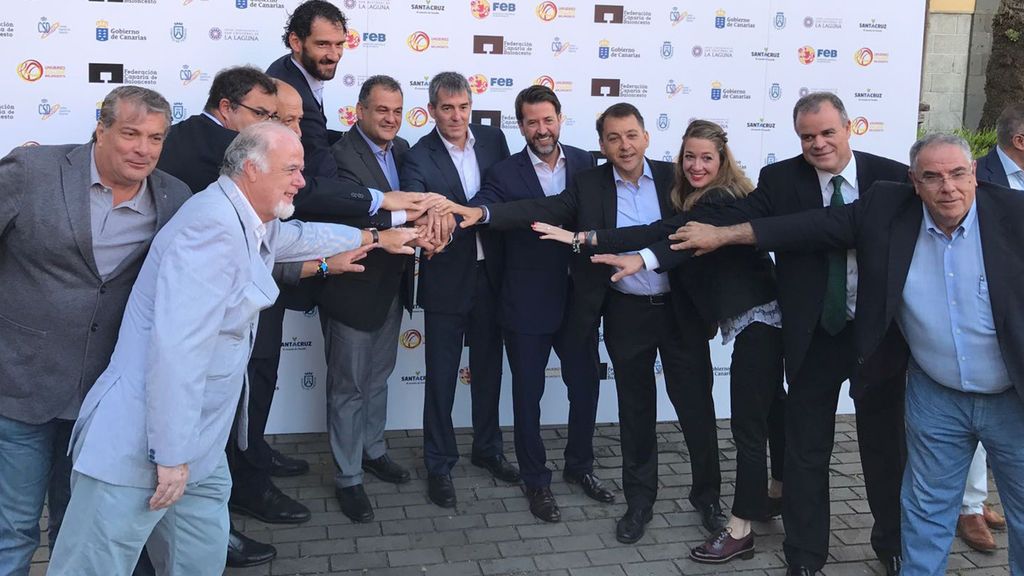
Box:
[976,103,1024,190]
[400,71,518,509]
[320,76,415,523]
[589,93,907,575]
[675,133,1024,576]
[452,103,722,544]
[467,86,611,522]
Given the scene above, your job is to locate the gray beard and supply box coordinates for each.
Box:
[273,201,295,220]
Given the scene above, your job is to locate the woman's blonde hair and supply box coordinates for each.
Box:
[671,119,754,211]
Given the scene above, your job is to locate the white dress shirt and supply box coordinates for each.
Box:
[439,127,485,260]
[815,154,859,319]
[526,144,567,197]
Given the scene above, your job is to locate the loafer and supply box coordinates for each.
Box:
[470,454,521,483]
[336,484,374,523]
[690,527,755,564]
[363,454,411,484]
[525,486,561,522]
[269,447,310,477]
[226,527,277,568]
[958,513,997,551]
[786,566,815,576]
[880,554,902,576]
[230,485,311,524]
[697,501,728,533]
[615,507,653,544]
[984,504,1007,531]
[428,473,457,508]
[563,470,615,503]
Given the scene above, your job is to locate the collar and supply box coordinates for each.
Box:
[526,143,565,169]
[290,56,324,102]
[89,144,152,215]
[355,123,392,156]
[996,145,1023,177]
[220,175,268,247]
[922,197,978,240]
[612,158,653,186]
[202,111,225,127]
[438,126,475,152]
[815,152,859,192]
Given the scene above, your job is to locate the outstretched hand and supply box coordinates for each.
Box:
[325,243,374,274]
[436,200,484,228]
[589,253,645,283]
[378,227,422,255]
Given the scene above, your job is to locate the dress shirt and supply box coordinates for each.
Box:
[526,144,567,197]
[439,127,485,260]
[815,154,859,319]
[612,161,671,296]
[897,201,1010,394]
[354,124,407,226]
[996,146,1024,191]
[88,146,156,280]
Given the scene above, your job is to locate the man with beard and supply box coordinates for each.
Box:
[466,86,612,522]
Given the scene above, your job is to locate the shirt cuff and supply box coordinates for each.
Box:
[481,206,490,224]
[638,248,659,272]
[391,210,408,227]
[367,188,384,215]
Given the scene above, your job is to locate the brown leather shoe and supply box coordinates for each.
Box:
[983,504,1007,531]
[958,513,996,552]
[689,527,755,564]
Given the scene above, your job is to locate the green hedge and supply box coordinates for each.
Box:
[918,127,998,158]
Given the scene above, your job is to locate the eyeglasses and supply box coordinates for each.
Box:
[917,169,972,190]
[233,101,279,121]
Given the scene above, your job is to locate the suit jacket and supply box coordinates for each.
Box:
[595,151,908,384]
[315,130,414,332]
[486,159,705,343]
[976,145,1012,189]
[70,175,364,488]
[0,143,190,425]
[156,113,236,194]
[471,144,595,334]
[751,180,1024,401]
[400,125,510,315]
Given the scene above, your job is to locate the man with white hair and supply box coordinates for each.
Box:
[47,122,418,575]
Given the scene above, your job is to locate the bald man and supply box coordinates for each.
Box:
[275,79,304,137]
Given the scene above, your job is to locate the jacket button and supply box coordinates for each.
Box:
[99,285,107,294]
[857,357,865,365]
[91,323,99,332]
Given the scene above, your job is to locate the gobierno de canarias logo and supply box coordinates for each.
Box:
[406,106,429,127]
[471,0,491,19]
[467,74,489,94]
[536,1,558,21]
[407,31,430,52]
[17,59,45,82]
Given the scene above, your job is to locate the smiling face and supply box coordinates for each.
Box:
[519,101,562,160]
[795,101,852,174]
[428,89,472,147]
[357,85,403,147]
[290,17,346,81]
[910,143,977,236]
[243,133,306,222]
[599,113,650,182]
[93,103,168,191]
[681,137,721,190]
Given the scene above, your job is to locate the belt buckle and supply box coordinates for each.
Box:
[648,294,666,306]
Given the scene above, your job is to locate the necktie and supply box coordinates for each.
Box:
[820,175,847,335]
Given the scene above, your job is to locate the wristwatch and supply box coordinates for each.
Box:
[317,257,329,278]
[369,228,380,244]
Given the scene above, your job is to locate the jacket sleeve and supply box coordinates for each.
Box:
[0,149,26,243]
[751,201,860,252]
[487,178,581,230]
[274,219,363,263]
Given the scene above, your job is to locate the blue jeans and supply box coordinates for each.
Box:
[901,362,1024,576]
[0,414,73,576]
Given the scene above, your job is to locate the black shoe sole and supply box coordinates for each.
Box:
[226,552,277,568]
[615,510,653,544]
[228,503,311,525]
[689,546,756,564]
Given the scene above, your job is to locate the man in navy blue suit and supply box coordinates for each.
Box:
[468,86,612,522]
[976,104,1024,190]
[400,72,518,508]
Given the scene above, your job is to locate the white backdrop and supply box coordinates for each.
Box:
[3,0,927,433]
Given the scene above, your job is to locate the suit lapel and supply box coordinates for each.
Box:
[61,146,101,280]
[885,199,923,323]
[426,131,468,203]
[795,157,825,210]
[600,162,617,228]
[348,130,393,191]
[651,160,675,218]
[515,149,545,199]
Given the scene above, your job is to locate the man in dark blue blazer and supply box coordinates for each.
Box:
[976,103,1024,190]
[400,72,517,508]
[468,86,610,522]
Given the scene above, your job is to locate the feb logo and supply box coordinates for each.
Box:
[338,105,358,126]
[406,106,429,127]
[852,116,870,136]
[17,60,44,82]
[854,47,874,66]
[458,366,472,385]
[346,28,361,49]
[471,0,491,19]
[714,8,726,29]
[400,329,423,349]
[798,45,816,64]
[536,1,557,21]
[95,20,109,42]
[534,75,555,89]
[407,31,430,52]
[467,74,489,94]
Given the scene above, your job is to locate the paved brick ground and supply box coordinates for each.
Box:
[31,415,1009,575]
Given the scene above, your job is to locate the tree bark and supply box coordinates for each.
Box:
[980,0,1024,128]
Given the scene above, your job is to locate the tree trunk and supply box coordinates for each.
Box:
[980,0,1024,128]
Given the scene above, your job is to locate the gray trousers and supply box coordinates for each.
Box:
[321,297,403,488]
[47,455,231,576]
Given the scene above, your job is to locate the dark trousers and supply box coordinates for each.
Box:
[783,325,906,570]
[505,310,601,488]
[728,322,786,520]
[226,353,280,501]
[602,290,720,511]
[422,263,504,476]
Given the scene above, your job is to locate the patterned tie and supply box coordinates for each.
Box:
[820,175,847,335]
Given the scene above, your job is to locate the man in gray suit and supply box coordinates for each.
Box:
[0,86,192,576]
[47,122,419,575]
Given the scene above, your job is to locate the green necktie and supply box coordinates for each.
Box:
[821,175,847,335]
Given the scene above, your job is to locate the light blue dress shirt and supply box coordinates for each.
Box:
[996,146,1024,191]
[897,201,1010,394]
[612,161,671,296]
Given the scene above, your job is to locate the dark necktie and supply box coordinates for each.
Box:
[820,175,847,335]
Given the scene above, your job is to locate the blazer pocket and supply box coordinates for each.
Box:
[0,312,48,399]
[0,311,47,337]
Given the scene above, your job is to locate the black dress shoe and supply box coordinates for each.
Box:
[615,507,653,544]
[470,454,521,483]
[226,527,277,568]
[786,565,816,576]
[363,454,411,484]
[230,485,311,524]
[336,484,374,523]
[881,554,902,576]
[697,501,728,533]
[525,486,561,522]
[563,470,615,503]
[269,447,310,477]
[428,473,457,508]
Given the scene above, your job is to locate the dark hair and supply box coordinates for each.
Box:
[996,103,1024,149]
[672,120,753,211]
[358,75,403,107]
[514,85,561,123]
[595,102,644,138]
[792,91,849,125]
[92,86,171,142]
[428,72,471,107]
[203,66,277,113]
[282,0,347,49]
